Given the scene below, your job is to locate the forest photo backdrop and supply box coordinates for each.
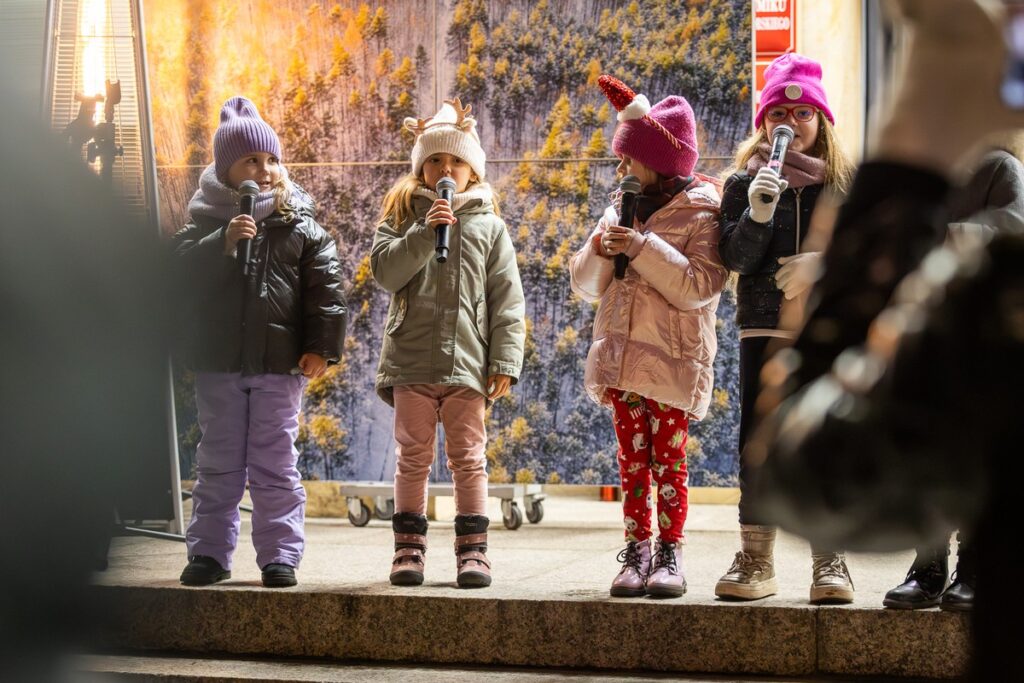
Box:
[146,0,752,485]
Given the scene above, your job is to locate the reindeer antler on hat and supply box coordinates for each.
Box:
[598,74,700,178]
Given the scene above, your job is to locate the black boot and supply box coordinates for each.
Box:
[941,534,975,612]
[391,512,428,586]
[454,514,491,588]
[261,563,297,588]
[179,555,230,586]
[883,544,948,609]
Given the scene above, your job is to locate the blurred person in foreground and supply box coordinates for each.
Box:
[0,81,168,680]
[745,0,1024,678]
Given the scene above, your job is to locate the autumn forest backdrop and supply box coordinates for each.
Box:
[145,0,752,486]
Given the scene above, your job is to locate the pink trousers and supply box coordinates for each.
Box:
[392,384,488,516]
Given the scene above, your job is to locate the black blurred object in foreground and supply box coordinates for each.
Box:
[0,101,168,679]
[749,160,1023,681]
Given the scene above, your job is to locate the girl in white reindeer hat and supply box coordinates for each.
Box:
[371,98,526,589]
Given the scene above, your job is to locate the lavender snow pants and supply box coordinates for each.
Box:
[185,372,306,570]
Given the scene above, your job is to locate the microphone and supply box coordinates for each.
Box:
[614,175,642,280]
[237,179,259,276]
[760,124,794,204]
[435,176,457,263]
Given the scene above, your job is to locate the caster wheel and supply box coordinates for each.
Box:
[503,502,523,530]
[526,500,544,524]
[348,499,371,527]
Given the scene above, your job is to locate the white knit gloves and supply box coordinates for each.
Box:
[747,167,789,224]
[775,252,822,300]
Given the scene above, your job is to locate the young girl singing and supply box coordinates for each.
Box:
[371,98,526,588]
[571,76,727,598]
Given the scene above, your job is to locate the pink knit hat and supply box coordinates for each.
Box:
[754,53,835,130]
[599,75,699,179]
[213,96,282,182]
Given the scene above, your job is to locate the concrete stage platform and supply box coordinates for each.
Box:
[84,496,969,680]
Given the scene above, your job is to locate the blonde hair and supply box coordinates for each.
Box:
[726,113,855,196]
[272,166,301,220]
[378,172,500,227]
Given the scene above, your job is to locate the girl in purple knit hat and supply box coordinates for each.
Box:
[570,76,727,598]
[714,53,857,604]
[172,96,347,588]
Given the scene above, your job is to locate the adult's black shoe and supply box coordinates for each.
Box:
[941,538,975,612]
[179,555,230,586]
[261,563,297,588]
[883,544,948,609]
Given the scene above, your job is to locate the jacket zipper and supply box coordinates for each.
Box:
[794,187,803,254]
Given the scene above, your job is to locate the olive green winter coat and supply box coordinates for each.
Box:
[371,185,526,405]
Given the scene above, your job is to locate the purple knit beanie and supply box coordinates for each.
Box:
[213,96,282,182]
[599,75,699,178]
[754,53,835,130]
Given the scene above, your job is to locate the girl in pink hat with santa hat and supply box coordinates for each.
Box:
[570,76,727,598]
[714,53,857,604]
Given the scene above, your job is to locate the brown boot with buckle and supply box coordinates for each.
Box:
[390,512,427,586]
[454,514,491,588]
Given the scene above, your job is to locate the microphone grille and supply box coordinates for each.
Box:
[238,179,260,197]
[436,177,457,193]
[773,124,795,141]
[619,175,642,194]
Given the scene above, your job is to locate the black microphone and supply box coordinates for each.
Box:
[614,175,642,280]
[237,179,259,276]
[760,123,794,204]
[435,176,457,263]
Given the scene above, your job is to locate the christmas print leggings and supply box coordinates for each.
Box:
[608,388,690,544]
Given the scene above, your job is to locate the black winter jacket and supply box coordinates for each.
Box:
[172,195,347,376]
[718,172,823,329]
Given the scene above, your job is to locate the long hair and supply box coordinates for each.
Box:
[377,171,500,227]
[272,165,299,220]
[726,113,855,195]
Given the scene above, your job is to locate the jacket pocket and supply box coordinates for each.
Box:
[675,308,708,362]
[475,296,489,342]
[386,289,408,335]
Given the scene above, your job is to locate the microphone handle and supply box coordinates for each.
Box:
[614,191,640,280]
[238,196,256,275]
[436,189,453,263]
[760,137,790,204]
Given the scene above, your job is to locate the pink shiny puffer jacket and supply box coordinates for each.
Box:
[569,179,727,420]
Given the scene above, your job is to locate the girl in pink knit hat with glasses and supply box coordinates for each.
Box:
[570,76,727,599]
[714,53,857,604]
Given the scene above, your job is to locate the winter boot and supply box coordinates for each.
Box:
[609,539,651,598]
[941,536,975,612]
[261,563,297,588]
[454,514,491,588]
[715,524,778,600]
[810,550,855,604]
[179,555,230,586]
[883,544,948,609]
[390,512,428,586]
[646,540,686,598]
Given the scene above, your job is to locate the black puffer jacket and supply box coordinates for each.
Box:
[718,172,823,329]
[172,192,347,376]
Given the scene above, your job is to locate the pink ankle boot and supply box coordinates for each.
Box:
[646,540,686,598]
[610,539,651,597]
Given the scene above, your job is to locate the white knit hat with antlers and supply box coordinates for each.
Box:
[404,97,487,181]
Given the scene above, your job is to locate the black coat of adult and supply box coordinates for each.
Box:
[718,172,824,329]
[172,193,347,376]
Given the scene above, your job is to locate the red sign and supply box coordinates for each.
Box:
[753,0,797,117]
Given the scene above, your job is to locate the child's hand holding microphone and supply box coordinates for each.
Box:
[747,166,789,224]
[224,214,257,255]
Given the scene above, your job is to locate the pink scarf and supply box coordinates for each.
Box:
[746,142,827,189]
